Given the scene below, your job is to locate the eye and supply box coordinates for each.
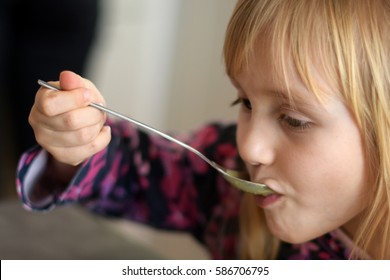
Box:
[231,97,252,110]
[279,114,312,131]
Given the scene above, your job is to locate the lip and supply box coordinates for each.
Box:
[251,179,284,208]
[254,193,282,208]
[253,178,283,195]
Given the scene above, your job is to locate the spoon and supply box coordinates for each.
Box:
[37,79,274,196]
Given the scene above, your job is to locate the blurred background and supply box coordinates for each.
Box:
[0,0,237,259]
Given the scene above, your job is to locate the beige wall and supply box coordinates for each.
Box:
[88,0,237,131]
[86,0,238,259]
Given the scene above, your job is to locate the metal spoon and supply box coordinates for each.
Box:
[37,79,274,196]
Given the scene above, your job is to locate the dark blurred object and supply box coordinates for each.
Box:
[0,0,101,198]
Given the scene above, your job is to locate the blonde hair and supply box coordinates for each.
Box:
[224,0,390,259]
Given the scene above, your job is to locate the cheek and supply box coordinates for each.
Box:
[326,137,369,208]
[268,141,369,243]
[286,130,370,217]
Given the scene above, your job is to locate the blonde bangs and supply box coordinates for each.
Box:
[224,0,277,78]
[224,0,341,106]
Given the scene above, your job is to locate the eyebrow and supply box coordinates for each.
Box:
[231,76,316,108]
[263,75,311,105]
[276,90,329,117]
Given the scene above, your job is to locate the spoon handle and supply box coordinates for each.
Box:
[37,79,213,165]
[37,79,273,195]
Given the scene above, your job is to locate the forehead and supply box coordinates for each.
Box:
[233,35,338,105]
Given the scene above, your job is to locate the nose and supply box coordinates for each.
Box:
[237,119,275,167]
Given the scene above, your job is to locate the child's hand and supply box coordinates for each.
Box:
[29,70,111,166]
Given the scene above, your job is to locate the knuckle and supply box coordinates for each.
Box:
[88,137,100,152]
[40,96,57,116]
[87,134,105,155]
[63,113,79,129]
[87,129,111,154]
[28,112,36,127]
[75,128,96,145]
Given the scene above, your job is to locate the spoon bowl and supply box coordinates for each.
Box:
[38,79,274,196]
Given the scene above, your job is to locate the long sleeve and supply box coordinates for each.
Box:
[16,120,243,258]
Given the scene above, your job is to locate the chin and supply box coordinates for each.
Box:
[266,221,319,244]
[279,235,313,244]
[276,232,318,244]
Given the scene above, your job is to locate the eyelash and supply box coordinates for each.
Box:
[278,114,312,131]
[231,97,312,131]
[231,97,252,110]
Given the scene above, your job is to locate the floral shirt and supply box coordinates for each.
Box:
[16,120,354,259]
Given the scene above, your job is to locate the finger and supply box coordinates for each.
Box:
[59,70,92,91]
[35,86,92,117]
[35,122,105,148]
[59,71,105,105]
[45,125,112,166]
[31,105,106,132]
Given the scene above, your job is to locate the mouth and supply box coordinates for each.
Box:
[254,193,282,208]
[226,169,274,196]
[249,178,284,207]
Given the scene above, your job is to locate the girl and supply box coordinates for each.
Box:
[17,0,390,259]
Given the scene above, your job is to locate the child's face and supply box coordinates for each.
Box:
[232,44,371,243]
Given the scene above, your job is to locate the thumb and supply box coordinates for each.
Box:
[59,70,84,90]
